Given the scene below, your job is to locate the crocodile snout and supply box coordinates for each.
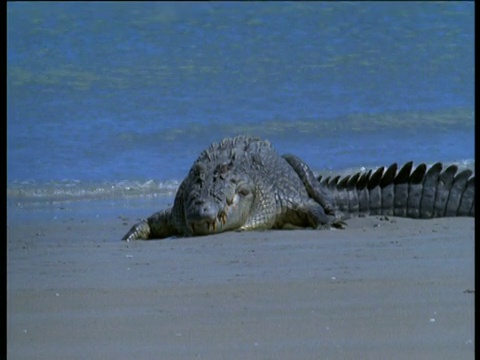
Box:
[191,200,218,221]
[186,200,223,235]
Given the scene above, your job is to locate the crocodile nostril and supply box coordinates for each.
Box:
[200,204,216,217]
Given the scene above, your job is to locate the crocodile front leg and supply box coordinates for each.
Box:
[122,219,151,241]
[122,208,179,241]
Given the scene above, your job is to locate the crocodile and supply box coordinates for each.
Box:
[122,135,474,241]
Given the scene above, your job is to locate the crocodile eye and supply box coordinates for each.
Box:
[238,187,250,197]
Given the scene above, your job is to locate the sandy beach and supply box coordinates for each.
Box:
[7,201,474,359]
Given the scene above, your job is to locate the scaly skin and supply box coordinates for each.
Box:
[122,136,475,241]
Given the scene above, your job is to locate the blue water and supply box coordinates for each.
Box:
[7,2,474,204]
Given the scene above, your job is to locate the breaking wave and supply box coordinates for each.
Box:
[7,179,180,203]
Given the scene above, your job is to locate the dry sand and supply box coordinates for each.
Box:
[7,201,475,359]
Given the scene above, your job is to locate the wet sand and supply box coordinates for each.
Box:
[7,202,475,359]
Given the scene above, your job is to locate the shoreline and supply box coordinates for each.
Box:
[7,200,475,359]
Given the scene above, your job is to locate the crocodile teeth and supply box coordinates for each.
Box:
[218,212,227,225]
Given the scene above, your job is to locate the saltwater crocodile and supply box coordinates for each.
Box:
[122,135,474,241]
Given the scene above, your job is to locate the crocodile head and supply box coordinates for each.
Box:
[183,160,255,235]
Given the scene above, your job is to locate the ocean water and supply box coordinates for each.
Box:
[7,2,474,209]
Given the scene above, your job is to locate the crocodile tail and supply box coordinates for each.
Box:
[317,162,475,219]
